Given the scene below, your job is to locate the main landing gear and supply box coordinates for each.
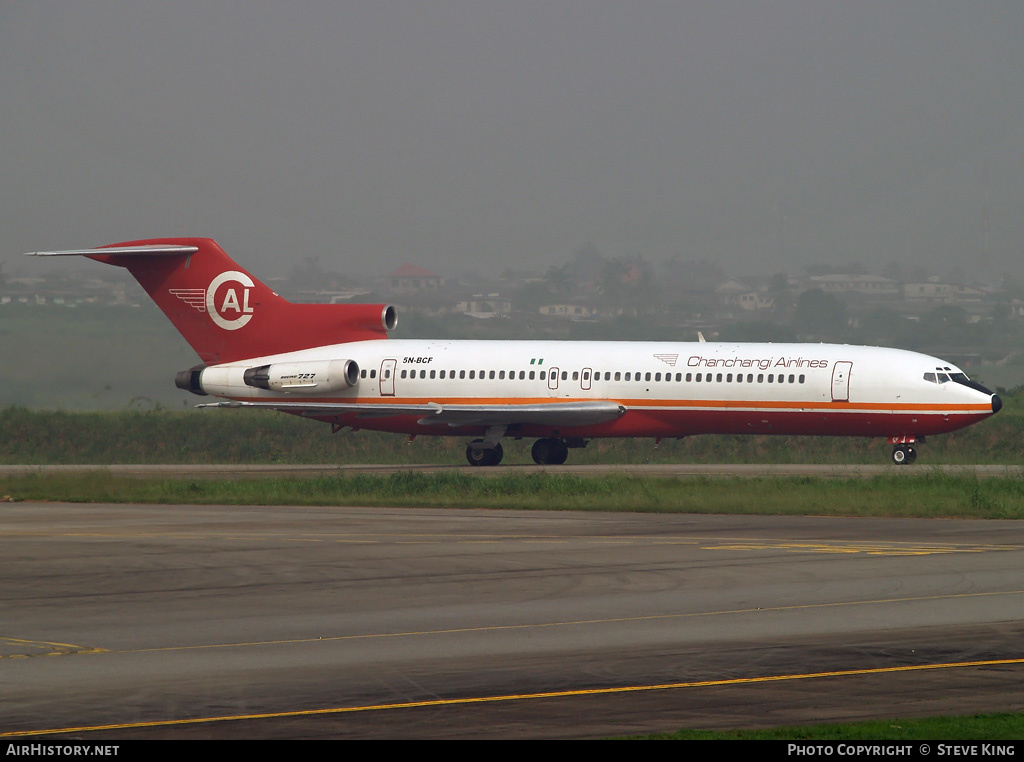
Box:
[466,440,503,466]
[463,436,582,466]
[531,437,568,465]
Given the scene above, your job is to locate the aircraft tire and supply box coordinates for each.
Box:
[466,440,503,467]
[532,438,569,465]
[532,438,554,465]
[550,439,569,465]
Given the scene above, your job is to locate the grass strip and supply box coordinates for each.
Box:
[4,472,1024,519]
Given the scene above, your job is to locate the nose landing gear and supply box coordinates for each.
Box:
[891,444,917,465]
[889,435,922,465]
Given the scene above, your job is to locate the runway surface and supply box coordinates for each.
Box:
[3,502,1024,739]
[3,463,1022,478]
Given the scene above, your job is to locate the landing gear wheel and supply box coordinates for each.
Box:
[531,438,569,465]
[891,445,916,465]
[466,440,503,467]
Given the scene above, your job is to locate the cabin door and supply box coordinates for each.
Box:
[548,367,560,391]
[831,361,852,402]
[380,359,397,396]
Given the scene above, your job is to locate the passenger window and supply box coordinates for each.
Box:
[429,370,435,379]
[716,373,722,382]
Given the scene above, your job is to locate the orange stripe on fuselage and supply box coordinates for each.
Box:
[251,395,991,415]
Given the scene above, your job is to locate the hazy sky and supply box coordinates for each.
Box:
[3,1,1023,282]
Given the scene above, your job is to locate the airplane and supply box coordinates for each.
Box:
[27,238,1002,466]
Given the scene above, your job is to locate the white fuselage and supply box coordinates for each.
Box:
[196,339,997,440]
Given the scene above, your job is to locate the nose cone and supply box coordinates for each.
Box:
[992,394,1003,414]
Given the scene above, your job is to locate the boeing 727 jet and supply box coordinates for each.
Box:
[28,238,1002,465]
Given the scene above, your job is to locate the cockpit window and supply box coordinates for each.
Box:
[926,368,972,385]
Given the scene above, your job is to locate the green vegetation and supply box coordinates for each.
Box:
[4,471,1024,519]
[1,389,1019,465]
[628,712,1024,740]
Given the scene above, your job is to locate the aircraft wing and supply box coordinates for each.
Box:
[422,401,625,427]
[196,400,626,427]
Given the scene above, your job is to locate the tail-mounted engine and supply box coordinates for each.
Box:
[242,359,360,394]
[174,365,208,396]
[177,359,360,397]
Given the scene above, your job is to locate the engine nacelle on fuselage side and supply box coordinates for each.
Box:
[176,358,361,397]
[242,359,360,394]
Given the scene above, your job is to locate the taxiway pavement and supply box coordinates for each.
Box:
[3,502,1023,738]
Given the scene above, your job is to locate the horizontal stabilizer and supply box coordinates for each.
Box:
[25,245,198,257]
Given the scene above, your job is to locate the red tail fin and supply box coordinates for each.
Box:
[78,238,394,364]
